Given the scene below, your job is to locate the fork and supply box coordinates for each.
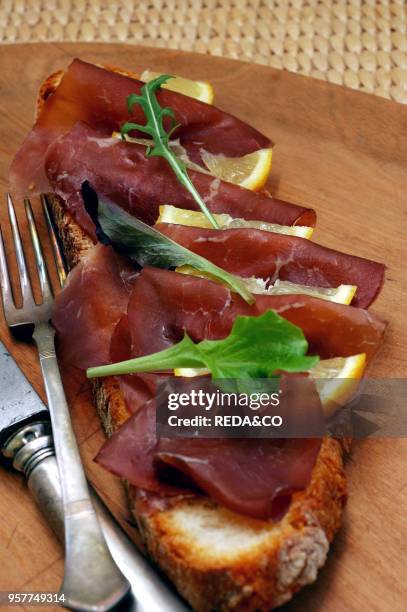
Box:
[0,194,130,611]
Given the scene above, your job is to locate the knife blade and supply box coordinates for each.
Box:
[0,342,188,612]
[0,341,48,443]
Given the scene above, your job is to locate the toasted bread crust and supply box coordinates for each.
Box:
[43,63,347,609]
[36,64,140,119]
[36,70,65,118]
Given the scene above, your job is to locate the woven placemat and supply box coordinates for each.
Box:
[1,0,407,104]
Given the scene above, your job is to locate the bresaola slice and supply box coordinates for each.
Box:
[52,244,138,369]
[107,264,386,414]
[109,314,164,425]
[51,245,162,425]
[44,122,315,238]
[125,267,386,362]
[157,223,385,308]
[10,58,271,195]
[96,384,323,521]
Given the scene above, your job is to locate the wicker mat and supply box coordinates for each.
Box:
[1,0,406,104]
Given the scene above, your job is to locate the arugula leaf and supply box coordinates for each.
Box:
[82,184,254,304]
[87,310,319,379]
[121,74,219,229]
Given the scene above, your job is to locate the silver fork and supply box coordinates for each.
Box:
[0,194,130,611]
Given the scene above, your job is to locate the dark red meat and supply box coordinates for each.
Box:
[52,244,138,369]
[10,58,271,195]
[43,122,315,238]
[125,267,386,362]
[96,386,322,520]
[157,223,385,308]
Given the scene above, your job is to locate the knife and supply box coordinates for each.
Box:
[0,341,188,612]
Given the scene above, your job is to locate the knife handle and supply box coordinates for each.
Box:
[3,421,65,540]
[27,452,65,541]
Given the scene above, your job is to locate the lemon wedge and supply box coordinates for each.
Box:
[140,69,214,104]
[175,266,356,305]
[157,205,313,239]
[311,353,366,416]
[174,367,209,377]
[269,280,357,305]
[174,353,366,416]
[200,148,273,191]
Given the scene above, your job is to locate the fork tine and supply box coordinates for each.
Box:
[41,195,67,288]
[25,198,53,303]
[0,225,17,317]
[7,193,35,305]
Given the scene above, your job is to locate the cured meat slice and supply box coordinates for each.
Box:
[125,267,386,362]
[10,58,271,195]
[96,400,182,496]
[96,388,323,521]
[110,315,164,423]
[50,249,162,420]
[52,244,138,369]
[107,264,385,415]
[44,122,316,238]
[157,224,385,308]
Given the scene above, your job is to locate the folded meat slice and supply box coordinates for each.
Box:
[51,247,162,419]
[108,263,385,416]
[125,267,386,362]
[96,390,323,521]
[157,224,385,308]
[10,58,271,195]
[110,314,164,421]
[52,244,138,369]
[43,122,315,238]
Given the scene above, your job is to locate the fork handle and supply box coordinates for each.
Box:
[33,322,130,611]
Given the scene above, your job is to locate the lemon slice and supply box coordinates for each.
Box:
[201,148,273,191]
[157,205,313,239]
[175,266,356,305]
[141,69,214,104]
[311,353,366,416]
[174,353,366,416]
[174,367,209,377]
[270,280,357,305]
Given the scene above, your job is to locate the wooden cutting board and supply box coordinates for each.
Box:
[0,43,406,612]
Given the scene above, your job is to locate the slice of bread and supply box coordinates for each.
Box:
[40,66,347,610]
